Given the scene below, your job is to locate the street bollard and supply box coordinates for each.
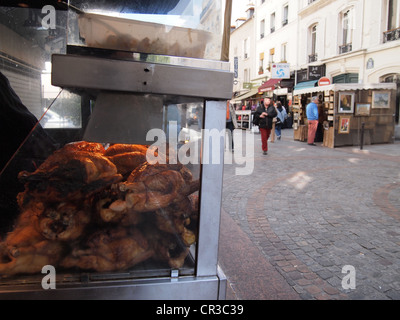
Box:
[360,122,365,150]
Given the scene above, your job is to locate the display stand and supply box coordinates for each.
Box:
[235,110,252,130]
[292,83,397,148]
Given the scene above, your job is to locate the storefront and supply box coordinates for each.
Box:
[258,78,294,107]
[292,82,397,148]
[231,88,260,110]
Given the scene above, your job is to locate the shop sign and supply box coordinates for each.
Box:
[271,63,291,79]
[234,57,239,78]
[296,69,308,82]
[318,77,331,86]
[309,65,326,80]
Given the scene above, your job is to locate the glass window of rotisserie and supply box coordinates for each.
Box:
[67,0,225,61]
[40,90,82,129]
[0,5,68,121]
[0,91,202,281]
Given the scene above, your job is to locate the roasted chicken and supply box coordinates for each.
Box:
[98,162,199,219]
[61,226,153,272]
[0,141,200,277]
[37,202,91,242]
[0,202,66,275]
[17,141,123,205]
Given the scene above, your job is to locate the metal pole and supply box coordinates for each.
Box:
[360,122,365,150]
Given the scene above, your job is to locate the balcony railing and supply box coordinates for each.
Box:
[383,27,400,43]
[309,53,318,63]
[339,43,353,54]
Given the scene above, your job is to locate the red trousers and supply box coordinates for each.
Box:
[260,128,271,152]
[308,120,318,144]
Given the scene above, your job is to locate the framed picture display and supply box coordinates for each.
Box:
[338,116,351,134]
[338,92,355,114]
[355,103,371,116]
[372,91,391,109]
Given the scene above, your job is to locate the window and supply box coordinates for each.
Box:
[259,52,264,74]
[244,38,249,59]
[342,10,353,44]
[384,0,400,42]
[269,48,275,64]
[309,24,318,62]
[333,73,359,84]
[260,19,265,39]
[282,5,289,26]
[340,9,353,54]
[244,69,250,83]
[270,12,275,33]
[281,43,287,62]
[388,0,399,30]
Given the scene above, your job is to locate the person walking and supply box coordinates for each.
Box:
[226,103,235,152]
[254,97,277,155]
[306,96,319,146]
[275,101,287,140]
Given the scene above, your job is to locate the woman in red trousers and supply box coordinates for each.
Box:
[254,97,277,155]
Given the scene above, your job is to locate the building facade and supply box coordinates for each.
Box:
[230,0,400,135]
[229,6,256,97]
[297,0,400,134]
[256,0,299,80]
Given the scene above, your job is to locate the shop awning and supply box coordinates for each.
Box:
[293,82,397,96]
[293,80,318,91]
[231,88,260,103]
[258,79,281,93]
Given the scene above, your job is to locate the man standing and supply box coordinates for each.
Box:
[254,97,277,155]
[306,96,319,146]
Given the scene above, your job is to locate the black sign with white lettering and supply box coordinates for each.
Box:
[308,65,326,80]
[296,69,308,82]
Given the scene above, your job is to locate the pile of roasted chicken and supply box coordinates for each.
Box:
[0,141,199,276]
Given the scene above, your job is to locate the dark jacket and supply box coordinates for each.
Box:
[254,104,277,129]
[0,71,56,233]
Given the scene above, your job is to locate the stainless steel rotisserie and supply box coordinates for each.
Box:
[0,0,233,300]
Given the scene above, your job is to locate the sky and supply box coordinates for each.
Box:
[231,0,249,24]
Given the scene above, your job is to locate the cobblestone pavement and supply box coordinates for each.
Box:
[219,128,400,300]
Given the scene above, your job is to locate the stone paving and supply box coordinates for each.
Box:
[219,128,400,300]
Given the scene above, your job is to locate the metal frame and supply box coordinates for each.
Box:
[197,100,226,277]
[0,268,227,300]
[0,56,233,300]
[52,54,233,100]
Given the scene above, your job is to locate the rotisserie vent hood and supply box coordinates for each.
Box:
[51,53,233,145]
